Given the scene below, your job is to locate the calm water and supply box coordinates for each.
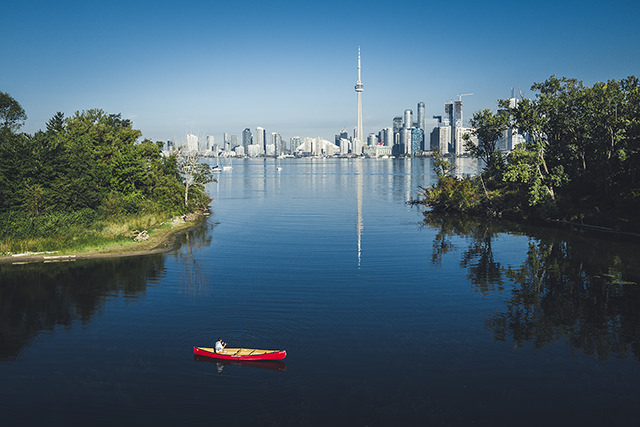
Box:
[1,158,640,426]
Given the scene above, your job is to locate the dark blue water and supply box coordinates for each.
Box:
[1,158,640,426]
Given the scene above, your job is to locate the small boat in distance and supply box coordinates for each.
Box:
[193,346,286,361]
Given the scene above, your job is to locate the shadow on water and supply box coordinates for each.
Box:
[0,220,214,361]
[422,211,640,361]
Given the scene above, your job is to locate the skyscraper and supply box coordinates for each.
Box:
[256,127,266,153]
[242,128,252,150]
[392,116,403,134]
[186,133,199,152]
[417,102,425,132]
[355,46,364,149]
[403,109,413,129]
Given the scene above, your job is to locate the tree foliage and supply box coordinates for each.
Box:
[463,108,509,175]
[0,92,215,247]
[176,149,215,209]
[0,91,27,132]
[420,75,640,231]
[416,150,482,213]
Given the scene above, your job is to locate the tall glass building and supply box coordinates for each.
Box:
[417,102,425,131]
[242,128,252,150]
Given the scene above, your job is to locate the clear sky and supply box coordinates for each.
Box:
[3,0,639,144]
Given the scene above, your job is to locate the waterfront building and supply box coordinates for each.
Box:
[403,109,413,129]
[186,133,199,152]
[444,102,454,152]
[338,138,350,155]
[454,100,463,129]
[242,128,252,150]
[296,137,339,156]
[398,127,412,155]
[393,116,403,134]
[247,144,261,157]
[265,144,275,157]
[335,129,349,146]
[417,102,425,133]
[455,127,478,155]
[364,144,392,157]
[383,127,393,147]
[290,136,301,154]
[206,135,215,152]
[411,128,424,154]
[352,137,363,155]
[256,127,266,154]
[271,132,282,156]
[430,125,450,154]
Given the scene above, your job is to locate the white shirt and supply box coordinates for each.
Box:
[215,341,224,353]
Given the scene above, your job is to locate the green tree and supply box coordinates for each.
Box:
[46,112,65,134]
[463,108,509,176]
[416,149,481,213]
[0,91,27,132]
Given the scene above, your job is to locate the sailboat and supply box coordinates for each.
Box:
[222,156,233,171]
[212,154,222,172]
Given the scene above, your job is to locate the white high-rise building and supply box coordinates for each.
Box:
[403,109,413,129]
[290,136,301,153]
[186,133,199,152]
[256,127,266,154]
[499,98,526,151]
[455,127,478,155]
[430,126,450,154]
[417,102,425,132]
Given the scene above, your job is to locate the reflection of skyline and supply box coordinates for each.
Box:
[356,159,363,267]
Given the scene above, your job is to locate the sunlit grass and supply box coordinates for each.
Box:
[1,212,180,256]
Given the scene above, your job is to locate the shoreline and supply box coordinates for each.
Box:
[0,213,207,265]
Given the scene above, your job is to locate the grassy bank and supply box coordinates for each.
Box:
[0,211,207,263]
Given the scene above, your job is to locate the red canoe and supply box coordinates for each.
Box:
[193,346,286,361]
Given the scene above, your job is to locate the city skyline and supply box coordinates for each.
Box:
[3,0,639,144]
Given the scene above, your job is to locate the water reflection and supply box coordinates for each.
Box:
[0,255,166,360]
[172,220,214,295]
[193,355,286,373]
[422,211,640,361]
[0,221,213,361]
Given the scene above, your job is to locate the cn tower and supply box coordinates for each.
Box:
[355,46,364,145]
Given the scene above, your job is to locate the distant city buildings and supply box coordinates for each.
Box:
[168,49,523,160]
[186,133,199,152]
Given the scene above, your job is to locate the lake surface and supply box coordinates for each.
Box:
[2,157,640,426]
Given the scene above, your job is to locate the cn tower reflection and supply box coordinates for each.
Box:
[356,159,363,268]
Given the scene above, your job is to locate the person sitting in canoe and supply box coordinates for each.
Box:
[214,338,226,353]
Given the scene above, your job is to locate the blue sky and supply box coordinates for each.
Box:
[3,0,639,144]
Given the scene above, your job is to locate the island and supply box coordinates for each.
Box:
[0,92,214,263]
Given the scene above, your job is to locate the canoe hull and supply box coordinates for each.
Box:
[193,346,286,361]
